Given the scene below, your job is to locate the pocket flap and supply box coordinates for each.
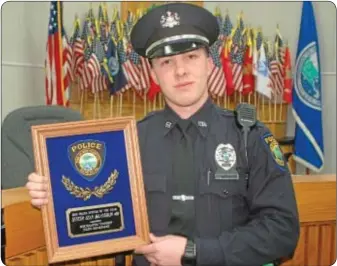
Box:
[144,173,167,192]
[199,171,247,198]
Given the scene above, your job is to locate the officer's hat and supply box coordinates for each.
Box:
[130,3,219,59]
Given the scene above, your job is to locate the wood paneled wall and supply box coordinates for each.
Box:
[3,175,336,266]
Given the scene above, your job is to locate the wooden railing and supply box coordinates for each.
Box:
[2,175,336,266]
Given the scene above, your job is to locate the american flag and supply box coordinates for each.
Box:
[83,41,100,93]
[215,12,224,40]
[45,1,72,106]
[223,13,233,39]
[275,32,285,65]
[71,18,84,81]
[230,28,244,92]
[140,56,151,94]
[270,52,284,97]
[208,40,226,96]
[98,4,109,49]
[263,41,276,97]
[78,19,91,91]
[110,21,119,43]
[256,31,263,51]
[115,40,131,93]
[123,42,141,93]
[91,37,107,93]
[125,11,134,39]
[126,45,142,94]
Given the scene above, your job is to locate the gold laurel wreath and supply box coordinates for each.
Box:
[61,170,119,201]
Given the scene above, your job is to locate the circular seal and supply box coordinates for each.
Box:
[294,42,321,110]
[108,56,119,76]
[75,149,102,177]
[214,143,236,171]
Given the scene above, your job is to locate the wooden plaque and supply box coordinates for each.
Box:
[31,117,150,263]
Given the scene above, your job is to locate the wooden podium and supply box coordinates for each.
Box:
[2,175,336,266]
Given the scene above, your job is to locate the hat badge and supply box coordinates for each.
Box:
[160,11,180,28]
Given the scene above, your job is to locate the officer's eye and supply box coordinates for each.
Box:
[187,53,198,60]
[160,59,171,66]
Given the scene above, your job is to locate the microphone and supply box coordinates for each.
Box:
[234,103,257,159]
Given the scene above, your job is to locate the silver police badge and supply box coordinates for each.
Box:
[160,11,180,28]
[215,143,236,171]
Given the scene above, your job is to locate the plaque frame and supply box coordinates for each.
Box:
[31,117,150,263]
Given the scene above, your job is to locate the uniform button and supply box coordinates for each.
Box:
[223,189,229,195]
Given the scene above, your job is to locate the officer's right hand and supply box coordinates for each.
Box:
[26,173,48,207]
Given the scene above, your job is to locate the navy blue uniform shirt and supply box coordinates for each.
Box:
[133,98,300,266]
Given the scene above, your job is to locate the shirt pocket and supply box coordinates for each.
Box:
[143,173,170,234]
[197,170,248,234]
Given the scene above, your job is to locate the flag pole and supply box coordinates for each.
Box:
[80,90,84,115]
[93,92,97,119]
[120,92,123,116]
[144,95,147,116]
[57,1,66,106]
[133,90,136,117]
[110,95,114,117]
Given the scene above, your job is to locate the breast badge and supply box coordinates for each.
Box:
[215,143,237,171]
[214,143,239,180]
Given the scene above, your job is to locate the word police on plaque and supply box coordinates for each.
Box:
[31,117,150,263]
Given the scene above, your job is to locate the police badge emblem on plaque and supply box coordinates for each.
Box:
[61,140,119,201]
[68,139,106,181]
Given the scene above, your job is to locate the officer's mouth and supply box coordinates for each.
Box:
[174,81,195,89]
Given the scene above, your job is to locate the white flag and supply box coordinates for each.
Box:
[256,45,272,99]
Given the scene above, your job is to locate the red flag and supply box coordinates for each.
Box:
[147,75,161,102]
[283,46,293,103]
[242,43,254,95]
[221,42,234,96]
[45,1,72,107]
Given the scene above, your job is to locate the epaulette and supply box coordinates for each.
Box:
[255,120,266,128]
[214,106,235,118]
[137,110,162,125]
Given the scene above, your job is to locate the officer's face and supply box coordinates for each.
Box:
[150,48,213,110]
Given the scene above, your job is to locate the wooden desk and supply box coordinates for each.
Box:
[2,175,336,266]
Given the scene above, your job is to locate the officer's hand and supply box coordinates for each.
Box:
[134,233,187,266]
[26,172,48,207]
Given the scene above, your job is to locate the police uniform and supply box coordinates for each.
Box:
[130,3,300,266]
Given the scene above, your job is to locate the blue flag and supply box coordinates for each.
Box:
[292,1,324,172]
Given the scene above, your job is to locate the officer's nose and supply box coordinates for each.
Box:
[174,57,188,78]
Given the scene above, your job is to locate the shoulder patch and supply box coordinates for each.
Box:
[261,132,287,170]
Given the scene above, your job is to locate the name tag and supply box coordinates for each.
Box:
[214,172,239,180]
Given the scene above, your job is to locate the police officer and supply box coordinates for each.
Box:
[26,3,299,266]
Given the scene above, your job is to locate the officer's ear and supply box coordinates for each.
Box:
[150,66,159,85]
[206,48,213,77]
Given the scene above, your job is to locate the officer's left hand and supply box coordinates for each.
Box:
[134,233,187,266]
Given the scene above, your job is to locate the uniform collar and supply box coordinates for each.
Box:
[162,97,214,138]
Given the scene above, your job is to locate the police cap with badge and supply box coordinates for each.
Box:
[130,2,219,59]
